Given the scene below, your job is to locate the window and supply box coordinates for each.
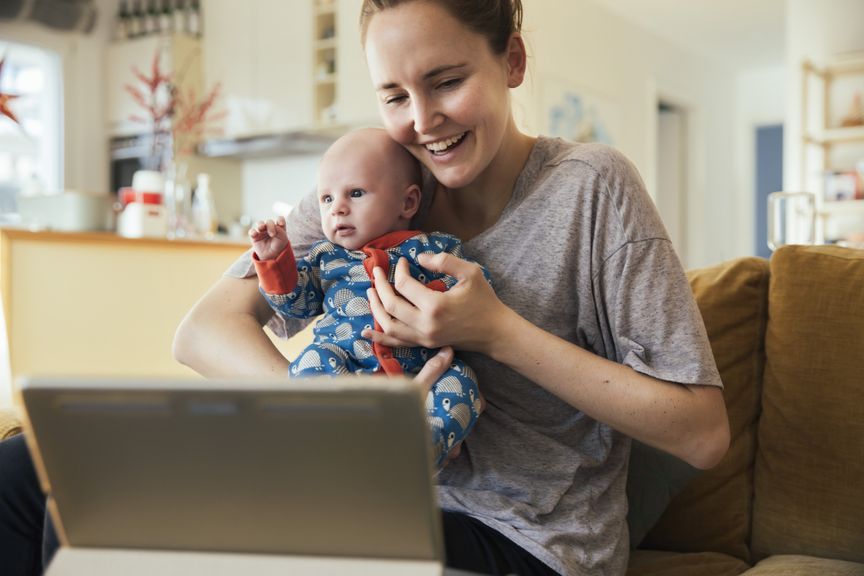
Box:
[0,39,62,212]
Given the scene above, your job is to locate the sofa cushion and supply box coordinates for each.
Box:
[0,407,22,440]
[627,549,750,576]
[752,245,864,563]
[639,256,769,563]
[743,554,864,575]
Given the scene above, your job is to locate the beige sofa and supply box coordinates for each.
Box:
[2,245,862,575]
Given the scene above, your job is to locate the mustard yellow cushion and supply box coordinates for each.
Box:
[744,554,864,576]
[0,406,22,440]
[627,549,750,576]
[640,256,769,563]
[752,245,864,563]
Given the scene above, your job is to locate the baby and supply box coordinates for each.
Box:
[249,127,488,468]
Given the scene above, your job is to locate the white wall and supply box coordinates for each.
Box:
[736,66,787,256]
[242,155,319,222]
[507,0,740,268]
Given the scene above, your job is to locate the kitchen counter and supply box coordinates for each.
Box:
[0,228,311,397]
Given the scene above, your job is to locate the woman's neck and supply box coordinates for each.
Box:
[427,128,536,241]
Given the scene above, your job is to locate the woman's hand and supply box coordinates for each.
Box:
[363,252,509,356]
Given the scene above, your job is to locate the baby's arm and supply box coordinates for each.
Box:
[426,359,483,470]
[249,216,289,261]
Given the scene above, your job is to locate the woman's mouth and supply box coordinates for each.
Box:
[425,132,467,156]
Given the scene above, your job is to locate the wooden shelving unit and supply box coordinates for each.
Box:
[801,57,864,243]
[313,0,338,125]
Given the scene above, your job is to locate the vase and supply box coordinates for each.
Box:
[163,160,192,239]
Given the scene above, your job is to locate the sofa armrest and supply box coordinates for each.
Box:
[0,407,22,440]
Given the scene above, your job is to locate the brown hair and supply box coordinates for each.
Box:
[360,0,523,55]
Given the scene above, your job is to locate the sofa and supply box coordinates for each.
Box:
[1,244,862,575]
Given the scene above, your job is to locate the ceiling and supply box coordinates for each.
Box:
[587,0,787,70]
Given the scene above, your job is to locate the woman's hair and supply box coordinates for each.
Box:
[359,0,523,55]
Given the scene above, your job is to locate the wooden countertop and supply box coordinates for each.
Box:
[0,227,249,250]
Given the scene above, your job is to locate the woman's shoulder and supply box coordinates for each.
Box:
[534,137,639,182]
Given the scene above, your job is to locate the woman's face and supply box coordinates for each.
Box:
[364,1,523,190]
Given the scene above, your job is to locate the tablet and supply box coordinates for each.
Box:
[19,376,444,575]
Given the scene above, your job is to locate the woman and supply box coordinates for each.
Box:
[0,1,728,575]
[178,1,729,574]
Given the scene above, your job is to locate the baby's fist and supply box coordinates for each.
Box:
[249,216,288,260]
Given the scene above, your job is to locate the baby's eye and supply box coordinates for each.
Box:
[350,188,365,198]
[320,195,332,204]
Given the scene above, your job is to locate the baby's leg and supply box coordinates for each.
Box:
[425,359,482,470]
[289,343,353,377]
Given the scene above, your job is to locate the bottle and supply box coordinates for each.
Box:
[159,0,174,34]
[128,0,143,38]
[173,0,186,34]
[191,173,218,239]
[115,0,130,41]
[187,0,201,37]
[147,0,160,35]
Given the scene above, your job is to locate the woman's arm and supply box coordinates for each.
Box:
[364,254,730,470]
[173,274,291,378]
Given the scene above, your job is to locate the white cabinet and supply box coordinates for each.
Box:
[203,0,314,138]
[105,34,203,137]
[332,0,380,127]
[801,58,864,244]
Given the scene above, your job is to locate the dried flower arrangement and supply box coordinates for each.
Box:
[125,48,224,168]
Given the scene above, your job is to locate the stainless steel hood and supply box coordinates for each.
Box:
[197,126,354,159]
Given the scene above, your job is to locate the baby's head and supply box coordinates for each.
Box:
[317,127,422,250]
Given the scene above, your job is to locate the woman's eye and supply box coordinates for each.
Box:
[438,78,463,90]
[350,189,365,198]
[384,94,407,105]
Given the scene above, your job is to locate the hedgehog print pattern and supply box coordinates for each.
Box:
[257,232,490,469]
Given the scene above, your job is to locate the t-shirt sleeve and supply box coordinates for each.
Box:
[596,237,722,388]
[223,187,325,338]
[585,147,721,388]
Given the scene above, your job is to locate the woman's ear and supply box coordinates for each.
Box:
[506,33,527,88]
[401,184,422,220]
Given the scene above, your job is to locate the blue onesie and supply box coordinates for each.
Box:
[253,229,489,469]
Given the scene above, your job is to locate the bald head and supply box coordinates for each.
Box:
[321,127,420,190]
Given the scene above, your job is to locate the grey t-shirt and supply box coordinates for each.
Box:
[226,137,722,575]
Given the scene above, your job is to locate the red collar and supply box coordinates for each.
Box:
[362,230,422,250]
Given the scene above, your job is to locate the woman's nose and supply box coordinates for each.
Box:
[412,96,443,135]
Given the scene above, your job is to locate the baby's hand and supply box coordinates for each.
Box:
[249,216,288,260]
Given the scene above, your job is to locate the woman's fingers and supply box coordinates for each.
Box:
[413,346,454,394]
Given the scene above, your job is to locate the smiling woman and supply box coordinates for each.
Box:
[0,40,62,211]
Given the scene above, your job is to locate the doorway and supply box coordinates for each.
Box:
[755,124,784,258]
[656,102,688,262]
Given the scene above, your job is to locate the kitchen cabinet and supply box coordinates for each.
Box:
[801,57,864,243]
[105,34,203,137]
[0,229,312,388]
[203,1,314,138]
[203,0,378,141]
[333,0,380,126]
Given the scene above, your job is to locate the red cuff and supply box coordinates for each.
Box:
[253,245,299,294]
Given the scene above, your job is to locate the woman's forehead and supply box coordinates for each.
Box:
[364,3,488,84]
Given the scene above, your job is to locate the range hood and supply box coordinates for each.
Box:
[197,125,354,159]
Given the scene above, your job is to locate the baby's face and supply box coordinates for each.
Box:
[317,135,413,251]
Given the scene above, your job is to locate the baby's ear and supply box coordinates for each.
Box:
[402,184,421,219]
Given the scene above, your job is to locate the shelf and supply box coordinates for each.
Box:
[805,126,864,146]
[315,37,337,50]
[822,199,864,214]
